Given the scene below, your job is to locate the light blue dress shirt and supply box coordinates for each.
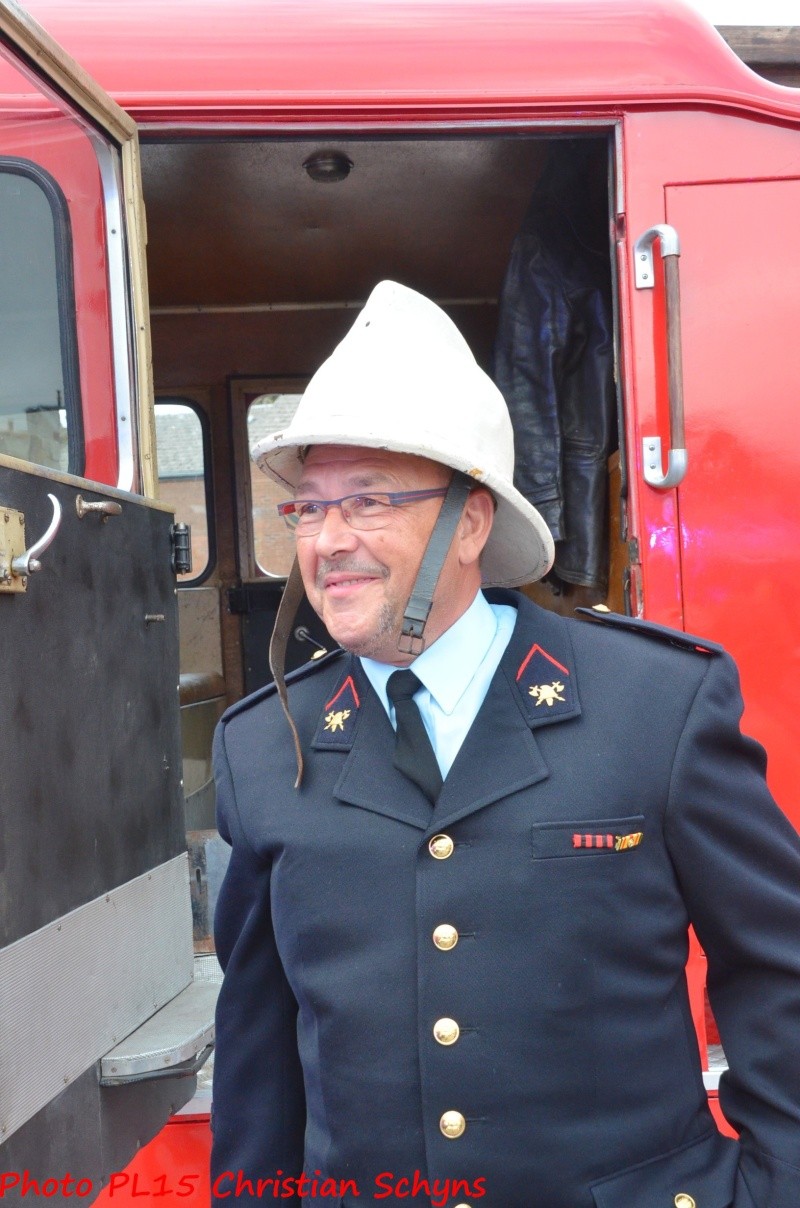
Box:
[360,591,517,778]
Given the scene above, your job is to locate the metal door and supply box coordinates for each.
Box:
[662,179,800,823]
[0,2,202,1190]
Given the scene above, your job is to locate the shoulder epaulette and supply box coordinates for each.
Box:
[575,607,724,655]
[220,648,345,724]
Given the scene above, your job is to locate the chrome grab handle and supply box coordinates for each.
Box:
[635,224,688,490]
[11,493,62,576]
[76,494,122,520]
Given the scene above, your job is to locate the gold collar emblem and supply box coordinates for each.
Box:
[324,708,351,733]
[529,681,566,707]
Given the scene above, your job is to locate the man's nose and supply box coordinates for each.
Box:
[312,503,359,556]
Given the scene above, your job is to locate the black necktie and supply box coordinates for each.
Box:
[386,669,443,804]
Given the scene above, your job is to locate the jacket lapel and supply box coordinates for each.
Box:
[309,595,582,832]
[430,661,550,830]
[430,593,582,830]
[313,659,433,830]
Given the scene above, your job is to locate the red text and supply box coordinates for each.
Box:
[374,1171,486,1207]
[212,1171,359,1199]
[106,1173,200,1198]
[0,1172,93,1199]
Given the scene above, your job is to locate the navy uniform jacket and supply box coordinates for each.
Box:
[212,590,800,1207]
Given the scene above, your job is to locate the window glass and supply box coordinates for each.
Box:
[0,166,75,472]
[0,41,133,488]
[155,400,212,582]
[248,394,303,577]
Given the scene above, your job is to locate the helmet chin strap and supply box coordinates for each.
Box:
[397,474,472,656]
[269,474,472,788]
[269,557,308,788]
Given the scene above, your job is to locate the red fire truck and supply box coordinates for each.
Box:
[1,0,799,1201]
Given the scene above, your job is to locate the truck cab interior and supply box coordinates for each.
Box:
[144,130,625,946]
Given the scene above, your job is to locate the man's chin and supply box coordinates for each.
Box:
[331,630,388,659]
[326,617,401,663]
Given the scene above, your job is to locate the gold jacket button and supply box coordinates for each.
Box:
[433,924,459,950]
[674,1195,696,1208]
[429,833,454,859]
[440,1110,466,1138]
[433,1017,460,1045]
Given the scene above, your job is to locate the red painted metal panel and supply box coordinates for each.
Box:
[599,145,800,1155]
[0,54,118,482]
[93,1117,211,1208]
[619,108,800,829]
[666,177,800,825]
[604,103,800,1141]
[20,0,800,126]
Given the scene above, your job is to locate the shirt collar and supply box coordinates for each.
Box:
[360,590,499,716]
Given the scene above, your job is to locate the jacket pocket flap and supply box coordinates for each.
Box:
[531,815,645,859]
[591,1129,740,1208]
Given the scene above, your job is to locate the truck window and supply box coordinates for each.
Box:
[0,38,138,489]
[155,397,214,582]
[0,162,80,474]
[247,391,303,577]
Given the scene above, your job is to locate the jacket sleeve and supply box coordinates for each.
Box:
[664,652,800,1206]
[211,721,305,1203]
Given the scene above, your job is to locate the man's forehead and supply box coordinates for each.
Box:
[297,445,446,488]
[301,445,390,471]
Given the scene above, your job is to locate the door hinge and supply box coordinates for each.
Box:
[170,523,192,576]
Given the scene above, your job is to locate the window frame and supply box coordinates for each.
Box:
[0,156,83,475]
[0,3,153,496]
[230,375,308,582]
[154,393,216,586]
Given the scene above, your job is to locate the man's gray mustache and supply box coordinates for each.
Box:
[315,560,388,589]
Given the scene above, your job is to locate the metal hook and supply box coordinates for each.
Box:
[75,494,122,520]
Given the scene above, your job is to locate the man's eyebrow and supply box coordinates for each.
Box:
[294,472,395,495]
[346,473,395,489]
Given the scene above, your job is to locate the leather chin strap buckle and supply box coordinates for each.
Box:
[399,475,472,655]
[269,557,307,788]
[397,628,426,658]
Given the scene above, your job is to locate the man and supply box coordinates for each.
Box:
[212,282,800,1207]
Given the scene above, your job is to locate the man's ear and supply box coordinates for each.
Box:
[457,488,495,568]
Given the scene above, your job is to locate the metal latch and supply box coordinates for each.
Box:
[0,507,27,593]
[0,494,62,593]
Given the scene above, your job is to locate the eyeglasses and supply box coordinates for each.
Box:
[277,487,449,534]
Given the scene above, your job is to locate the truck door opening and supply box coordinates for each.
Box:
[143,129,624,707]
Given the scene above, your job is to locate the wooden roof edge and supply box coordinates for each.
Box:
[717,25,800,68]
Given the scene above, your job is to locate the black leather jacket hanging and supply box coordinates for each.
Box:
[493,144,616,592]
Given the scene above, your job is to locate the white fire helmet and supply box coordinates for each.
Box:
[252,280,554,587]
